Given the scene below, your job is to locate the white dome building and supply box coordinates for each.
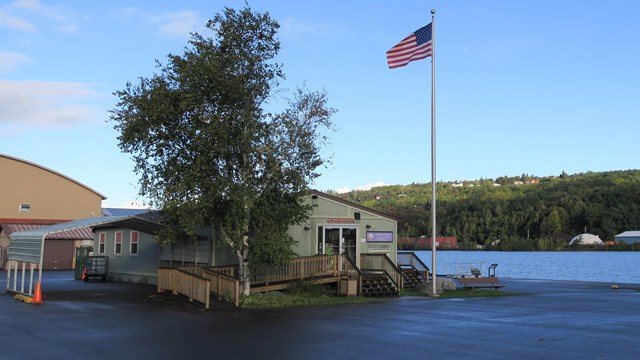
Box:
[569,233,603,246]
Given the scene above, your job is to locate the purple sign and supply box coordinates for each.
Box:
[366,231,394,243]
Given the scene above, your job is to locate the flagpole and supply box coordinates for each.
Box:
[430,9,438,296]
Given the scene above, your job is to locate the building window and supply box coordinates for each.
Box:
[98,233,106,254]
[130,231,139,256]
[19,203,31,213]
[114,232,122,255]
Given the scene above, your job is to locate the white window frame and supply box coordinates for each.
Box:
[114,231,123,256]
[130,231,139,256]
[98,233,106,254]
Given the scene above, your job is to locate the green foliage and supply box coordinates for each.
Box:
[334,171,640,249]
[110,5,335,286]
[239,283,372,309]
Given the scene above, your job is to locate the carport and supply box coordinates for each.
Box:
[6,216,128,297]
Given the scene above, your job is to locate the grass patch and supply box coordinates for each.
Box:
[240,282,525,309]
[401,288,522,298]
[239,281,376,309]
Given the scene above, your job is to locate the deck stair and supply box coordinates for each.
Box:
[361,272,399,297]
[397,251,430,289]
[401,268,426,289]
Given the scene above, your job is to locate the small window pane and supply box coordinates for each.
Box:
[115,232,122,255]
[130,231,139,255]
[99,233,106,254]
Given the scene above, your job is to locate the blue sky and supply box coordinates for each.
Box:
[1,0,638,208]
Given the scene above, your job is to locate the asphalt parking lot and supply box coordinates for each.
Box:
[1,271,639,359]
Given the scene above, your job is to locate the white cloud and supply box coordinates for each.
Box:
[280,17,319,40]
[156,10,200,37]
[335,181,387,194]
[6,0,78,33]
[57,23,78,33]
[11,0,66,22]
[0,10,37,32]
[114,6,140,19]
[0,80,102,128]
[0,51,31,72]
[12,0,42,11]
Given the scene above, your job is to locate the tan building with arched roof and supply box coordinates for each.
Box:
[0,153,106,269]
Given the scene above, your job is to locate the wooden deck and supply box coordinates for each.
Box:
[157,253,406,307]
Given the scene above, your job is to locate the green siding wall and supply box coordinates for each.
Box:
[94,228,160,285]
[289,194,398,266]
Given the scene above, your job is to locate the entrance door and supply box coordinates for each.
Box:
[320,227,357,263]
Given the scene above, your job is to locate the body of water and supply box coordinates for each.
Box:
[414,251,640,285]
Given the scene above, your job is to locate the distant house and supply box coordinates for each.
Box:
[398,237,457,249]
[614,231,640,244]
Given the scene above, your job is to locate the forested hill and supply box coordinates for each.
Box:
[329,170,640,249]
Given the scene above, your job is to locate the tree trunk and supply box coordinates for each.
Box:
[238,234,251,296]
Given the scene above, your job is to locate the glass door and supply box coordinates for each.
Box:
[320,227,357,263]
[323,228,340,256]
[342,228,357,263]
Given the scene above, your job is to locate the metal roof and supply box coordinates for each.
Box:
[90,216,164,235]
[615,231,640,237]
[1,223,93,239]
[102,208,151,217]
[1,153,107,200]
[8,216,127,263]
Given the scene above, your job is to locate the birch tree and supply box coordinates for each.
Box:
[110,5,335,295]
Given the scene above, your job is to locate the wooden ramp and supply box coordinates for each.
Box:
[157,253,405,308]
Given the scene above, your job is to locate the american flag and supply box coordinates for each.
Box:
[386,23,432,69]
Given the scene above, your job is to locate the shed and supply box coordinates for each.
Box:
[614,231,640,244]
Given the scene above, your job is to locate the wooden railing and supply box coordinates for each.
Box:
[360,253,404,290]
[179,267,241,307]
[205,265,237,278]
[250,254,340,285]
[157,267,211,309]
[159,254,366,308]
[199,268,240,307]
[398,251,430,281]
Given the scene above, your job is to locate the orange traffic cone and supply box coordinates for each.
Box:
[33,281,43,305]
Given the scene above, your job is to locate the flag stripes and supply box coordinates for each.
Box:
[386,23,432,69]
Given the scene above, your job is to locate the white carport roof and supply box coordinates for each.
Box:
[7,215,163,297]
[8,216,128,264]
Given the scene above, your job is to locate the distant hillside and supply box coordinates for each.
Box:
[330,170,640,249]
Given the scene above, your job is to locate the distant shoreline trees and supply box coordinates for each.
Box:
[337,170,640,251]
